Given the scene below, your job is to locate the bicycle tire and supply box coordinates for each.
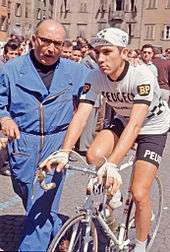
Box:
[125,175,163,252]
[47,212,98,252]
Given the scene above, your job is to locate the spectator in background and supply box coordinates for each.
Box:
[0,39,21,177]
[61,40,73,59]
[80,43,89,58]
[128,49,140,59]
[165,48,170,60]
[24,39,33,54]
[2,39,21,62]
[140,44,158,77]
[71,45,82,62]
[9,33,17,40]
[152,46,170,103]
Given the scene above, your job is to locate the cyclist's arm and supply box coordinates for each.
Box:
[62,102,93,150]
[108,103,149,165]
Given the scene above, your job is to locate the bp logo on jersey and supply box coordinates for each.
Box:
[82,83,91,94]
[137,84,151,96]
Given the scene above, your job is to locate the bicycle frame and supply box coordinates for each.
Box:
[66,153,135,251]
[47,150,163,252]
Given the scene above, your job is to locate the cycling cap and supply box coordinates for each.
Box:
[91,27,129,48]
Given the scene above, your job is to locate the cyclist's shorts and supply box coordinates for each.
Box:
[104,118,167,168]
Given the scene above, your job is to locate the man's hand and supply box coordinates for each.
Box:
[0,136,8,150]
[97,162,122,195]
[0,117,20,139]
[39,151,69,172]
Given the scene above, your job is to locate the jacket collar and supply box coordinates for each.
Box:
[16,54,73,98]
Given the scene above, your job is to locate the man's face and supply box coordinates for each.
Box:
[32,24,65,66]
[141,48,154,64]
[80,44,89,57]
[61,46,73,59]
[5,49,19,60]
[165,50,170,60]
[96,45,124,77]
[71,50,82,62]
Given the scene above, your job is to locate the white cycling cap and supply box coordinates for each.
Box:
[91,27,129,48]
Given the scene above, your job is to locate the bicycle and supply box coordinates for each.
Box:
[39,150,163,252]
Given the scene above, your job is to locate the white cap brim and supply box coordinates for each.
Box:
[90,37,113,48]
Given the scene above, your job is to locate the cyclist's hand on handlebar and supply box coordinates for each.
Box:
[39,151,69,172]
[97,162,122,195]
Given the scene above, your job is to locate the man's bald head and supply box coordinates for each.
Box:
[32,19,66,66]
[35,19,66,38]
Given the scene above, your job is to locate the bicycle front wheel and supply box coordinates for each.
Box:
[48,213,98,252]
[125,175,163,251]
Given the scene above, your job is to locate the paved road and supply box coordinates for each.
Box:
[0,135,170,251]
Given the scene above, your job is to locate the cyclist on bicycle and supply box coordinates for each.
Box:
[42,28,170,252]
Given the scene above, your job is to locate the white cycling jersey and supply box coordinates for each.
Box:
[80,61,170,135]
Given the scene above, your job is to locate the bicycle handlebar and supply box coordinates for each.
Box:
[37,162,97,191]
[37,150,135,191]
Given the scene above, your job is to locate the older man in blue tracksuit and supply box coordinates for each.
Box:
[0,20,89,251]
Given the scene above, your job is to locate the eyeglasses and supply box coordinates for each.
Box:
[142,51,152,54]
[37,35,64,48]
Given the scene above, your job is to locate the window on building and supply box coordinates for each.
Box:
[166,0,170,8]
[25,5,29,18]
[80,2,88,13]
[128,23,135,37]
[116,0,123,11]
[77,24,87,38]
[0,15,7,31]
[62,23,70,37]
[62,0,71,12]
[98,21,107,31]
[15,24,21,34]
[42,10,46,19]
[125,0,136,12]
[100,0,107,11]
[163,25,170,39]
[147,0,157,9]
[37,8,42,20]
[145,24,155,40]
[1,0,7,6]
[15,3,22,17]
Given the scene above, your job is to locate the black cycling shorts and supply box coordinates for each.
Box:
[104,118,167,168]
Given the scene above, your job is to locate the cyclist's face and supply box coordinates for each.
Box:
[32,23,65,66]
[96,45,127,78]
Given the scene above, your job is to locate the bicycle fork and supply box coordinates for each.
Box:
[96,212,130,250]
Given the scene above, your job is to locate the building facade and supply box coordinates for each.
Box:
[139,0,170,49]
[0,0,8,41]
[53,0,140,45]
[7,0,55,39]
